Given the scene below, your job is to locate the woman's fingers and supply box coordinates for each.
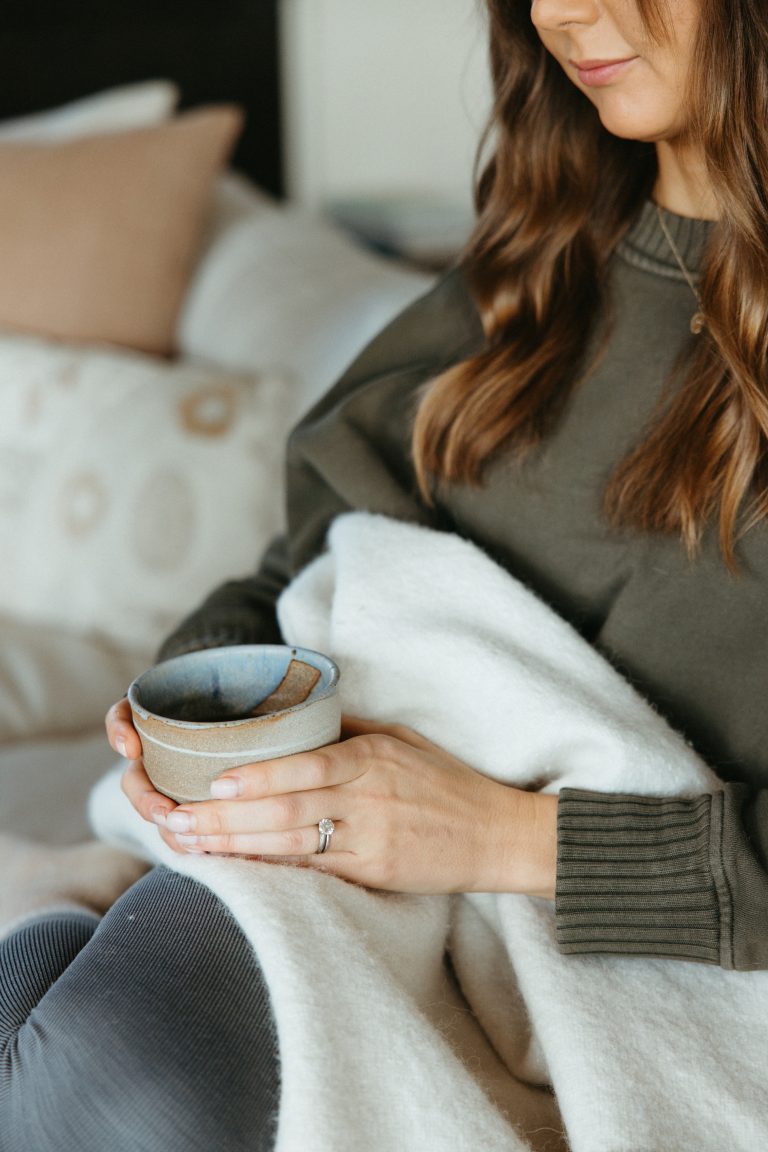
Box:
[170,823,346,859]
[120,759,178,827]
[206,721,430,805]
[164,725,420,859]
[163,789,343,839]
[162,737,369,858]
[105,697,142,761]
[209,740,367,802]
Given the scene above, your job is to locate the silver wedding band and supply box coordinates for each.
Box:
[316,817,335,854]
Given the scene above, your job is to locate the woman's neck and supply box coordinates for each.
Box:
[654,140,719,221]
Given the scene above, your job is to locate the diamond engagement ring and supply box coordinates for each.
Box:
[316,818,335,854]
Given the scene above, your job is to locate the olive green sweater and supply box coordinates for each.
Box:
[160,202,768,971]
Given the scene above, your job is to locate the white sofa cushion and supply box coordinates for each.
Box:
[180,195,434,411]
[0,729,116,844]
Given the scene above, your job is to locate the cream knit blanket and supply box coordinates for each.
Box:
[90,513,768,1151]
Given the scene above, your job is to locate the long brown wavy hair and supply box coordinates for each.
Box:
[412,0,768,566]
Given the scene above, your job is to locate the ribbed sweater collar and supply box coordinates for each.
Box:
[617,199,717,282]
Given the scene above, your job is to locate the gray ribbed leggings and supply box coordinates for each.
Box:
[0,867,280,1152]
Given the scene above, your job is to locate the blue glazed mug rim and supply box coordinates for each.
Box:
[127,644,340,730]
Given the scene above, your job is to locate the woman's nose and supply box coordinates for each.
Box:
[530,0,599,31]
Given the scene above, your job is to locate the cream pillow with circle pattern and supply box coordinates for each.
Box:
[0,333,299,653]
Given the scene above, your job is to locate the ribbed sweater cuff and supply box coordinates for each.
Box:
[556,790,721,964]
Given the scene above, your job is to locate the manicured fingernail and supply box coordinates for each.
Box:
[151,807,168,827]
[115,735,127,757]
[175,834,200,846]
[166,811,194,833]
[210,777,240,799]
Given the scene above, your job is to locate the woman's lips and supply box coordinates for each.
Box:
[572,57,638,87]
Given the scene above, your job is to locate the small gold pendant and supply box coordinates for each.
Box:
[690,311,706,335]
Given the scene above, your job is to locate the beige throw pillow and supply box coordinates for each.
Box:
[0,107,242,355]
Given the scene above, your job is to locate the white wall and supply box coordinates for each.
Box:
[279,0,492,210]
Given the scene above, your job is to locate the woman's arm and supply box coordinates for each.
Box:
[108,271,486,840]
[159,268,483,662]
[109,265,768,968]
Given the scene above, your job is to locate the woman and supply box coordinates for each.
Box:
[3,0,767,1148]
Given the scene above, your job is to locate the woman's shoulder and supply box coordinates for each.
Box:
[295,265,485,432]
[281,267,485,571]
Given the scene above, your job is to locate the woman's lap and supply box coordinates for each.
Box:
[0,865,280,1152]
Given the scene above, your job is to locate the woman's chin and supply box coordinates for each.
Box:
[586,93,670,145]
[596,110,665,145]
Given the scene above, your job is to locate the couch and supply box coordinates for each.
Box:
[0,81,433,848]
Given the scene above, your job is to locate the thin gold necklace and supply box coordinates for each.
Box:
[655,203,706,335]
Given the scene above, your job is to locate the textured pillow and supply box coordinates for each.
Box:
[0,80,178,142]
[0,333,299,653]
[179,191,433,411]
[0,106,242,355]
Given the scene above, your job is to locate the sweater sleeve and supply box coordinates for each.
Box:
[156,533,290,662]
[556,782,768,970]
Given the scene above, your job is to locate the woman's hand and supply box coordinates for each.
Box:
[130,716,557,897]
[105,698,182,852]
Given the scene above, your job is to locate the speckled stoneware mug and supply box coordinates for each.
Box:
[127,645,341,803]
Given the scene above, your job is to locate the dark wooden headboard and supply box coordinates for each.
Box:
[0,0,284,195]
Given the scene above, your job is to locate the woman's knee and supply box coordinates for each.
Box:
[0,868,279,1152]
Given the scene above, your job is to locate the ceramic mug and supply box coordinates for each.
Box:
[127,644,341,803]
